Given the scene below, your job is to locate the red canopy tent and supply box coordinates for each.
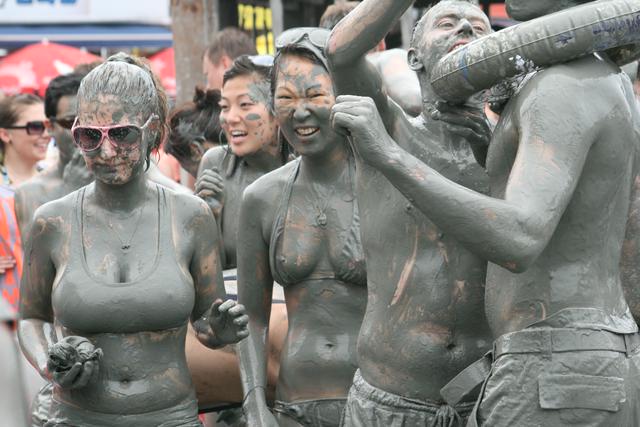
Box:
[0,41,100,97]
[149,47,176,98]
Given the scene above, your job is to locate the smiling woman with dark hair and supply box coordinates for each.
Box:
[237,28,367,427]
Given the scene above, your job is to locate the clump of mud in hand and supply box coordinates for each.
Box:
[47,336,103,373]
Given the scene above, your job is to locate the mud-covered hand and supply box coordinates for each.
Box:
[47,336,102,390]
[195,168,224,217]
[207,299,249,345]
[0,256,15,274]
[432,101,492,167]
[332,95,397,167]
[62,150,94,190]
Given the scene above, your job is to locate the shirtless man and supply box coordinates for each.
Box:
[333,0,640,425]
[326,1,493,425]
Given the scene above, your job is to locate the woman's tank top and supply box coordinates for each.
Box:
[52,185,195,334]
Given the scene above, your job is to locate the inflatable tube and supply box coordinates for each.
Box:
[430,0,640,103]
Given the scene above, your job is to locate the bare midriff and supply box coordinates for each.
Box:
[276,279,366,403]
[55,325,194,414]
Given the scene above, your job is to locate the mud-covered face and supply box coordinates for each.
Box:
[274,54,340,157]
[52,95,78,163]
[506,0,589,21]
[409,1,491,74]
[220,74,278,158]
[76,95,150,185]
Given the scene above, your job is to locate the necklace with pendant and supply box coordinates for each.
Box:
[106,202,146,252]
[311,163,351,228]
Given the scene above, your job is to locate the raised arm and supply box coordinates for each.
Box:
[18,207,59,381]
[188,196,248,348]
[326,0,413,125]
[332,72,599,273]
[236,184,277,427]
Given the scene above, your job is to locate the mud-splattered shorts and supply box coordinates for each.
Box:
[43,393,203,427]
[473,327,640,426]
[273,398,346,426]
[340,370,473,427]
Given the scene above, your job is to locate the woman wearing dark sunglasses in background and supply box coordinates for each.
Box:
[0,94,49,188]
[237,28,367,427]
[18,52,249,426]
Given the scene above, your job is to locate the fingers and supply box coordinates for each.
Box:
[53,362,82,388]
[71,360,95,389]
[233,314,249,326]
[336,94,374,104]
[217,299,237,314]
[195,170,224,195]
[0,256,15,271]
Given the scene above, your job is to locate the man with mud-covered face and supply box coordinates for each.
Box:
[332,0,640,425]
[326,1,493,425]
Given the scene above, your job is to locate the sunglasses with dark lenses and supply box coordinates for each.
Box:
[71,114,158,152]
[275,27,330,51]
[50,116,76,130]
[6,120,49,135]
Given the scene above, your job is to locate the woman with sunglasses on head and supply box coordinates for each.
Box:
[18,52,249,427]
[237,28,367,427]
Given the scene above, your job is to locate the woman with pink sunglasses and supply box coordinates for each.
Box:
[18,53,249,426]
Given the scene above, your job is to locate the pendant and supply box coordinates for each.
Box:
[121,244,131,252]
[316,212,327,228]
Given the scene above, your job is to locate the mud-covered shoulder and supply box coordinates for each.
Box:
[166,188,213,223]
[31,188,80,233]
[244,160,298,206]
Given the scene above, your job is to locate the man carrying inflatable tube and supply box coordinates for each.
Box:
[332,0,640,426]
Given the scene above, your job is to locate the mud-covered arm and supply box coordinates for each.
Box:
[236,185,277,426]
[189,198,248,348]
[18,209,59,380]
[622,175,640,324]
[326,0,413,126]
[196,149,227,266]
[333,78,597,273]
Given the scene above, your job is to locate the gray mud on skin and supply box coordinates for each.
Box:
[330,0,640,425]
[236,50,367,427]
[17,56,247,426]
[326,0,494,416]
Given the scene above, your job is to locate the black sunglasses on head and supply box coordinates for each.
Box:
[6,120,49,135]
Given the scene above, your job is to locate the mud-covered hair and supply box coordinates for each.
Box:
[44,73,83,119]
[222,55,272,87]
[0,93,42,163]
[205,27,257,65]
[77,52,168,168]
[319,1,359,30]
[166,87,222,157]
